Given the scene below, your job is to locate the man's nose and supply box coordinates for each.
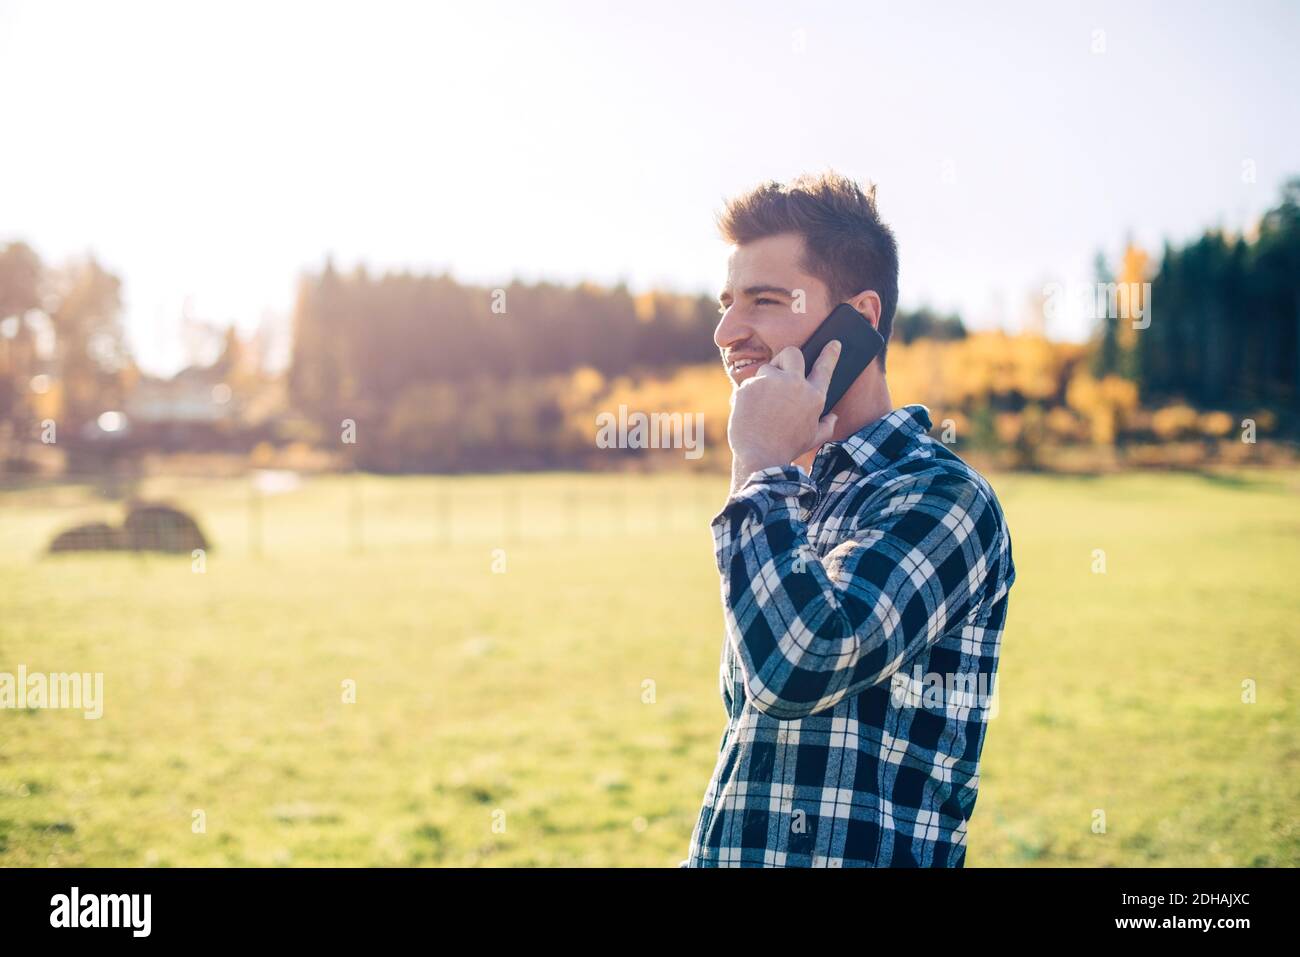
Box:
[714,306,750,351]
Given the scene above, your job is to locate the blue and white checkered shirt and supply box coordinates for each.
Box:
[681,403,1015,867]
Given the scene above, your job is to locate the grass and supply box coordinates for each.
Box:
[1,467,1297,866]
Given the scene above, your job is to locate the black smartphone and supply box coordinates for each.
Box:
[799,302,886,417]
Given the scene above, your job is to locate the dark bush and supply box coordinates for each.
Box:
[123,503,209,553]
[48,522,130,552]
[46,502,209,554]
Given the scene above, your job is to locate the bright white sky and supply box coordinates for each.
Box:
[2,0,1298,375]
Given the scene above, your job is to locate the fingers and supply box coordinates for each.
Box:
[762,345,805,376]
[806,340,841,395]
[809,413,839,451]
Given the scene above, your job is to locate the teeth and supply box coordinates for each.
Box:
[731,358,762,371]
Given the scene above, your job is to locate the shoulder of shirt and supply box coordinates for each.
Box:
[852,433,1007,526]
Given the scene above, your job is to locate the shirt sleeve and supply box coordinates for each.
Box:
[711,463,1001,720]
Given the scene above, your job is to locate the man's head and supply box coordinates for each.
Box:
[714,170,899,386]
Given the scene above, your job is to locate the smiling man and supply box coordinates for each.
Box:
[681,171,1016,867]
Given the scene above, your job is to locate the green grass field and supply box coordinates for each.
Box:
[1,468,1297,866]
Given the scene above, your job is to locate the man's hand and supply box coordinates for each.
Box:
[728,340,840,494]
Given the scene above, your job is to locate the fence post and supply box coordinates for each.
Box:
[503,481,517,543]
[566,487,578,538]
[437,481,451,546]
[249,475,263,558]
[349,470,363,555]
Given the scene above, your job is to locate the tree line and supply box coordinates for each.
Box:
[3,178,1296,474]
[285,262,966,466]
[0,244,132,458]
[1094,177,1300,413]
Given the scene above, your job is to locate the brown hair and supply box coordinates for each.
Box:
[715,169,899,370]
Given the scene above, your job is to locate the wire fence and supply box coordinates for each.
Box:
[0,469,730,559]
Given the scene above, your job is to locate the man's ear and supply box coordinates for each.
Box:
[849,291,883,330]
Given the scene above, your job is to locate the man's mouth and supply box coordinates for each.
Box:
[727,355,767,377]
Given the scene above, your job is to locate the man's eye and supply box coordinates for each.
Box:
[718,299,777,313]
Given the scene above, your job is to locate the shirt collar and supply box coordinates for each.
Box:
[821,403,933,475]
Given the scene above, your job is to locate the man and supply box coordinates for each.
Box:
[680,171,1016,867]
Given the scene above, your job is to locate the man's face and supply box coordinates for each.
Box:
[714,232,831,386]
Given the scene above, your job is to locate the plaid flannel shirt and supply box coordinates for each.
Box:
[681,403,1015,867]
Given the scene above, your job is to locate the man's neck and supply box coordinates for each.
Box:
[792,372,893,474]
